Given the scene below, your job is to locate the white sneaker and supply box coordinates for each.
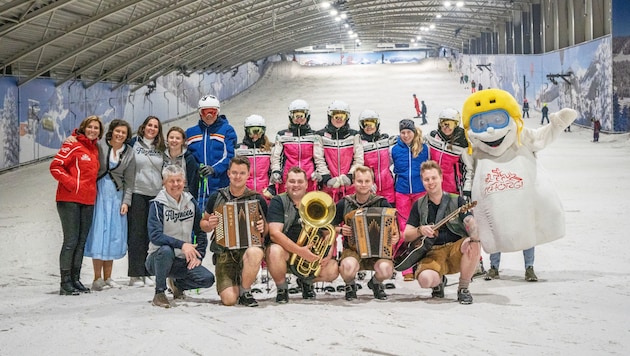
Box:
[92,278,106,291]
[105,278,122,289]
[143,276,155,287]
[129,277,144,287]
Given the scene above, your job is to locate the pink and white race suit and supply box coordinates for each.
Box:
[425,127,471,194]
[270,125,329,193]
[235,142,271,198]
[361,133,396,204]
[317,125,364,202]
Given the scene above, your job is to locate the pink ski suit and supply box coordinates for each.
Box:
[361,132,396,204]
[425,126,471,195]
[236,138,272,199]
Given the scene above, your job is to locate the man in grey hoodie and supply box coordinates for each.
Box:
[146,165,215,308]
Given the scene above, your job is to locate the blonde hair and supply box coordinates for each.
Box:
[410,127,424,158]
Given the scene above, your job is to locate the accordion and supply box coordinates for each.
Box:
[213,200,264,249]
[345,207,398,259]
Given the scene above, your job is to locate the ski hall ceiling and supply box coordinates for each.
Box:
[0,0,540,89]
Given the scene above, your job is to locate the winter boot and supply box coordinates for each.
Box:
[60,270,79,296]
[71,267,90,293]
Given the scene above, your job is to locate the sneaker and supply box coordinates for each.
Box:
[104,278,122,289]
[298,279,316,300]
[143,276,155,287]
[457,288,473,304]
[344,284,358,301]
[403,273,414,282]
[485,267,500,280]
[167,278,185,299]
[238,292,259,307]
[473,260,486,278]
[92,278,106,291]
[431,275,447,298]
[367,279,387,300]
[129,277,144,287]
[276,288,289,304]
[152,292,171,308]
[525,266,538,282]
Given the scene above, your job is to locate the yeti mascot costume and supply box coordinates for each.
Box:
[461,89,577,253]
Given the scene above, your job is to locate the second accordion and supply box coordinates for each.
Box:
[214,200,264,249]
[345,207,398,259]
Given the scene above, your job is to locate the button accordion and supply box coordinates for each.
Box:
[213,200,264,249]
[345,207,398,259]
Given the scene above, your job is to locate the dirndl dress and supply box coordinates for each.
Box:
[84,168,128,260]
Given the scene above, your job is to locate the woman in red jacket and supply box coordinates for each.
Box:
[50,115,103,295]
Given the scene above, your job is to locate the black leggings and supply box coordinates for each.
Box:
[127,193,154,277]
[57,202,94,271]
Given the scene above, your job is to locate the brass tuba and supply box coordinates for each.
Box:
[288,191,336,279]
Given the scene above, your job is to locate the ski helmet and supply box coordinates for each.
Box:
[327,100,350,123]
[288,99,310,122]
[244,114,266,128]
[438,108,461,125]
[198,95,220,110]
[358,109,380,131]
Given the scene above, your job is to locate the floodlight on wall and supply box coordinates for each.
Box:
[476,63,492,72]
[546,72,573,85]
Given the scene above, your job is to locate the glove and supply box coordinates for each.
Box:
[199,165,214,177]
[339,174,351,187]
[550,108,578,128]
[463,190,471,202]
[311,172,322,182]
[269,171,283,184]
[263,185,276,199]
[326,177,340,189]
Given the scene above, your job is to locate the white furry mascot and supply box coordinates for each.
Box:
[461,89,577,253]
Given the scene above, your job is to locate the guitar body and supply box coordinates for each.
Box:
[393,237,435,272]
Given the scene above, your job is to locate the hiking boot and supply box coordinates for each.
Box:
[367,279,388,300]
[431,275,447,298]
[457,288,473,305]
[344,284,358,301]
[298,279,316,300]
[91,278,106,291]
[525,266,538,282]
[167,278,185,299]
[71,268,90,293]
[485,267,500,280]
[152,292,171,308]
[238,292,259,307]
[60,270,80,296]
[276,288,289,304]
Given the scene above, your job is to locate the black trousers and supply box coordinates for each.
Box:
[57,202,94,271]
[127,193,154,277]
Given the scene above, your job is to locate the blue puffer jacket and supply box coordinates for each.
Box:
[185,116,237,206]
[391,137,428,194]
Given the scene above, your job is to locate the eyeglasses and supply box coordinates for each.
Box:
[331,111,348,121]
[469,109,510,133]
[362,119,378,129]
[246,126,265,136]
[440,120,457,129]
[291,111,306,120]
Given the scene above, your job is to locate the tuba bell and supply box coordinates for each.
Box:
[288,191,336,279]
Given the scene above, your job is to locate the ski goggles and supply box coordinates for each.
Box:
[246,126,265,136]
[468,109,510,133]
[439,119,457,129]
[330,111,348,121]
[200,107,219,117]
[291,111,306,120]
[361,119,378,129]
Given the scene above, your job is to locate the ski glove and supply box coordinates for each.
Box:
[311,172,322,182]
[270,171,283,184]
[339,174,352,187]
[199,165,214,177]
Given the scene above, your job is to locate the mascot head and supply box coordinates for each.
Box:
[462,88,524,156]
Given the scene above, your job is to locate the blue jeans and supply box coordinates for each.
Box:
[145,245,215,293]
[57,202,94,271]
[489,247,535,269]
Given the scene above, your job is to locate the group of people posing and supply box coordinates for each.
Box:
[49,94,490,307]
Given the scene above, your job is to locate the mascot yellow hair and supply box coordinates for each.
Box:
[462,89,524,154]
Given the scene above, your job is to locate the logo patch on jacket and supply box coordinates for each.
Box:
[483,168,523,195]
[80,154,91,161]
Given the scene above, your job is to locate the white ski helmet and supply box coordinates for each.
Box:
[288,99,310,121]
[198,95,221,110]
[438,108,461,125]
[358,109,380,130]
[244,114,266,128]
[327,100,350,119]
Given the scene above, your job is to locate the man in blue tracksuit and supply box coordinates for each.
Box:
[186,95,237,211]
